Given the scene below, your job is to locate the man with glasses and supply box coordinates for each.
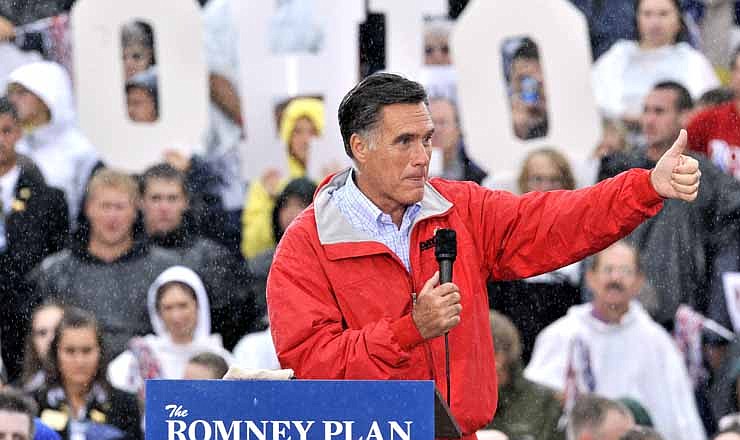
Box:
[524,241,705,440]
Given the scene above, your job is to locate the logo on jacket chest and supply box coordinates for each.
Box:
[419,235,436,252]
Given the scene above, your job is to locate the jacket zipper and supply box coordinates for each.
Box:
[408,228,437,382]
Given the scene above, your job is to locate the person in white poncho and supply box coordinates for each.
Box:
[524,241,705,440]
[592,0,718,121]
[107,266,233,398]
[6,61,99,224]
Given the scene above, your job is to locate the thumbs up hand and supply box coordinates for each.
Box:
[650,129,701,202]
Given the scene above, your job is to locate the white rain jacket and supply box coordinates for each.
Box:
[108,266,233,392]
[8,61,99,222]
[525,301,706,440]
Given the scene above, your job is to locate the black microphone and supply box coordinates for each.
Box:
[435,229,457,284]
[434,228,456,407]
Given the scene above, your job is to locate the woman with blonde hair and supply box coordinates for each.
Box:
[489,147,581,363]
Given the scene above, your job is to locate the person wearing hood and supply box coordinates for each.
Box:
[108,266,233,397]
[139,163,257,350]
[6,61,99,224]
[240,97,323,259]
[524,241,705,440]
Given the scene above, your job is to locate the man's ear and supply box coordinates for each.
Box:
[350,133,371,165]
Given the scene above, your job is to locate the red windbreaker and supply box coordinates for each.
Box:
[267,168,663,437]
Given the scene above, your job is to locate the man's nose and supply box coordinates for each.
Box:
[411,142,430,165]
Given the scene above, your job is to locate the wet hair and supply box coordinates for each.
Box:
[187,352,229,379]
[338,72,428,159]
[512,37,540,62]
[21,300,64,388]
[0,96,18,121]
[489,310,522,363]
[517,147,576,193]
[126,67,159,115]
[140,163,187,197]
[45,307,109,390]
[697,87,734,108]
[156,281,198,313]
[86,168,139,204]
[620,426,663,440]
[652,81,693,112]
[634,0,688,45]
[0,388,37,438]
[567,394,632,440]
[121,20,156,64]
[272,177,317,243]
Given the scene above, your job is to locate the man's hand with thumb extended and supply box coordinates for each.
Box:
[650,129,701,202]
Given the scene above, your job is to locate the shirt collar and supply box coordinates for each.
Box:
[0,164,20,213]
[344,168,423,227]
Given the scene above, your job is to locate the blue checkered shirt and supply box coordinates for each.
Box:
[331,170,422,271]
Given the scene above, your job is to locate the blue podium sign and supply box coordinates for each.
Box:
[146,380,435,440]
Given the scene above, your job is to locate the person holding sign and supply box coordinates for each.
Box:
[266,73,700,437]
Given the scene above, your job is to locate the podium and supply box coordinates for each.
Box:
[146,380,461,439]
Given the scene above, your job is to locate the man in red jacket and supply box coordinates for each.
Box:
[266,73,700,438]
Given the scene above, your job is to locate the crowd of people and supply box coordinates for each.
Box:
[0,0,739,439]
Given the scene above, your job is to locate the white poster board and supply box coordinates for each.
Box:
[72,0,208,172]
[236,0,365,181]
[368,0,447,79]
[452,0,600,189]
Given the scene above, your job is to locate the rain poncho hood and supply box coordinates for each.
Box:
[9,61,77,129]
[107,266,233,391]
[147,265,211,341]
[8,61,99,222]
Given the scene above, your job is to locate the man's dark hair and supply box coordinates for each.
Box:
[272,177,317,243]
[698,87,734,108]
[620,426,663,440]
[512,37,540,62]
[0,96,18,121]
[652,81,693,112]
[126,67,159,115]
[338,72,428,159]
[568,394,632,440]
[0,388,38,438]
[140,163,187,197]
[188,352,229,379]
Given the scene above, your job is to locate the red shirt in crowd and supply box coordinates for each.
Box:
[687,101,740,180]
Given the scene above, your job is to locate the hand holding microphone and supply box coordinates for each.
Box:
[411,229,461,340]
[412,271,462,339]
